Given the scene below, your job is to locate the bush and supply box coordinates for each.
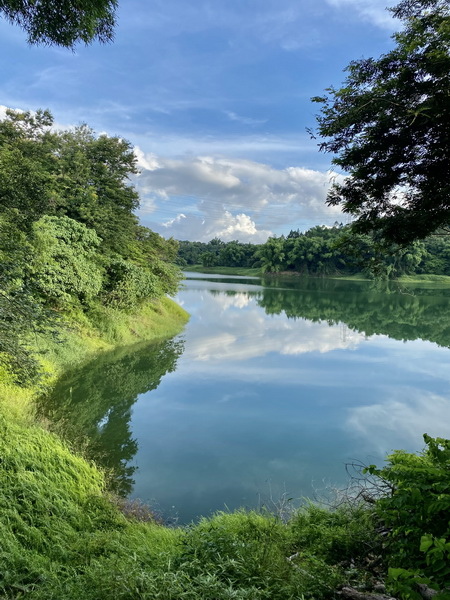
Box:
[31,216,103,306]
[102,257,162,308]
[289,503,378,567]
[366,435,450,595]
[0,212,57,383]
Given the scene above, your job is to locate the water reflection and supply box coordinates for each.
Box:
[185,274,450,350]
[39,275,450,522]
[256,278,450,348]
[38,338,184,495]
[346,388,450,454]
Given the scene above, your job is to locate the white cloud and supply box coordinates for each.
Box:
[163,213,187,227]
[325,0,398,29]
[225,111,267,126]
[163,210,272,243]
[135,151,342,241]
[134,147,161,171]
[213,212,268,241]
[127,130,318,163]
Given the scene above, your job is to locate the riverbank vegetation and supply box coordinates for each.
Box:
[2,401,450,600]
[0,108,184,386]
[177,224,450,281]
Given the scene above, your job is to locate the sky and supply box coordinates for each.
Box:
[0,0,400,242]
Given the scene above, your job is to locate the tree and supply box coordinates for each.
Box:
[0,110,141,255]
[0,109,58,227]
[54,124,140,255]
[255,237,286,273]
[0,211,58,383]
[31,216,103,306]
[200,251,217,268]
[0,0,117,48]
[0,110,184,382]
[312,0,450,245]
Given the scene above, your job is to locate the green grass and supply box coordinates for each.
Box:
[0,435,378,600]
[398,273,450,285]
[184,265,262,276]
[32,296,189,385]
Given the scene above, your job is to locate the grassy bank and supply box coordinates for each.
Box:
[0,297,189,425]
[0,406,378,600]
[398,273,450,285]
[184,265,261,276]
[35,296,190,382]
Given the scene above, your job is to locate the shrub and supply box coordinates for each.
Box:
[102,257,162,308]
[366,435,450,595]
[31,215,103,306]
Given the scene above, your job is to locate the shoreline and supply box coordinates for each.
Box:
[183,265,450,285]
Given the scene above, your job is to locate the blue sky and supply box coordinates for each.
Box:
[0,0,399,241]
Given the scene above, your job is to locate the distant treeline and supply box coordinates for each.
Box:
[177,224,450,279]
[0,109,181,383]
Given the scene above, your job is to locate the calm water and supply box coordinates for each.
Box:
[40,274,450,523]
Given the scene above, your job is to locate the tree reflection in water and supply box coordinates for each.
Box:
[38,337,184,496]
[209,276,450,349]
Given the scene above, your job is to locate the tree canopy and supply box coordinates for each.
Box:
[312,0,450,244]
[0,0,117,47]
[0,109,182,383]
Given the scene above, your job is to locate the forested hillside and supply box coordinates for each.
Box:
[0,108,182,384]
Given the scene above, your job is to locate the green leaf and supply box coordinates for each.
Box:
[420,534,434,553]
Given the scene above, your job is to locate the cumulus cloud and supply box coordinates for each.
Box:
[161,211,271,243]
[134,151,342,241]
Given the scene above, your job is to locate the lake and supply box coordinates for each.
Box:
[39,273,450,523]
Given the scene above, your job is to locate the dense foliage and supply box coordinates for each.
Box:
[178,237,261,269]
[366,435,450,598]
[0,0,117,47]
[312,0,450,244]
[178,224,450,279]
[0,109,182,383]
